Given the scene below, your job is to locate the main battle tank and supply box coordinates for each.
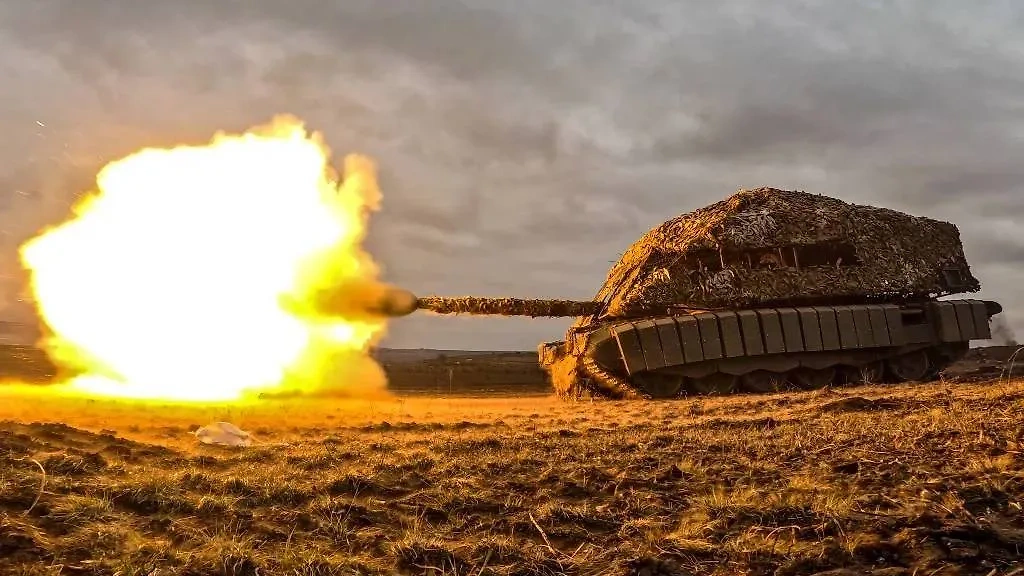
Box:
[326,188,1004,400]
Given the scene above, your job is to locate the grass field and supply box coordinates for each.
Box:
[1,369,1023,576]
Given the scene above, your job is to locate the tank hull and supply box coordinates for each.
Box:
[539,299,1001,399]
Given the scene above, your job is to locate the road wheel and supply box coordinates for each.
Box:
[633,372,684,399]
[846,361,885,385]
[790,366,836,390]
[740,370,788,393]
[687,372,739,395]
[887,350,932,382]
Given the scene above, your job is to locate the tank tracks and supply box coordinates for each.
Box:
[540,299,998,400]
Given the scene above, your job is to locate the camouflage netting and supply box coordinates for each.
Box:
[583,187,980,326]
[416,297,601,318]
[540,341,642,400]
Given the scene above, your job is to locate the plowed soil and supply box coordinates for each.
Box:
[0,344,1022,576]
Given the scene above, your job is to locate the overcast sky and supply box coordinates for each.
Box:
[2,0,1022,350]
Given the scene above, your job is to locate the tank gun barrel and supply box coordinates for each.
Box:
[304,285,601,319]
[415,296,601,318]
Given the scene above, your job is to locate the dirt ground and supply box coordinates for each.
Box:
[1,346,1023,576]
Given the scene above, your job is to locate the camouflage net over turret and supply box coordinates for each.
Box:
[583,187,980,326]
[417,296,600,318]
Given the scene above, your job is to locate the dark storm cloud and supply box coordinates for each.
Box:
[2,0,1023,349]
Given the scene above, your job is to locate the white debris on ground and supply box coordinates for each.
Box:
[192,421,255,447]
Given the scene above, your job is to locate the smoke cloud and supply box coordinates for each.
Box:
[990,316,1018,348]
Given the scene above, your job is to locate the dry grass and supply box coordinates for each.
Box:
[1,378,1022,576]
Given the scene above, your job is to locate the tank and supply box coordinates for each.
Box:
[318,188,1005,399]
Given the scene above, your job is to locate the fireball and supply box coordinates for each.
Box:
[18,116,390,401]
